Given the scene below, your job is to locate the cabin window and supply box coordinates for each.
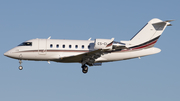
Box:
[63,45,65,48]
[18,42,32,46]
[75,45,78,49]
[69,45,72,48]
[56,44,59,48]
[88,45,90,49]
[82,45,84,49]
[50,44,53,48]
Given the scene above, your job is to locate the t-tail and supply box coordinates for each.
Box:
[121,18,173,49]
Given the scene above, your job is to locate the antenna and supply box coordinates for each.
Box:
[88,37,91,40]
[48,36,51,39]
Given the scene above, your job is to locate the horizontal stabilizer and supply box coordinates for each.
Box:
[165,20,174,26]
[165,20,174,22]
[152,19,174,26]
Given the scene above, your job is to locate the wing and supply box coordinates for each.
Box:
[56,49,106,66]
[54,38,115,66]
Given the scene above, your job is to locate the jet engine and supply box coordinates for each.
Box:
[112,41,126,50]
[94,38,114,50]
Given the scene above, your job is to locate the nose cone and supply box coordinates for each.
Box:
[4,47,21,59]
[4,47,22,60]
[4,52,8,56]
[4,49,17,58]
[4,51,11,57]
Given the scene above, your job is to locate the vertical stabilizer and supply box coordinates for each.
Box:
[121,18,173,48]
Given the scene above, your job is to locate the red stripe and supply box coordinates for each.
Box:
[120,39,158,52]
[133,40,157,50]
[106,42,113,47]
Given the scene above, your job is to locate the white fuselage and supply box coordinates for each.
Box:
[4,38,161,63]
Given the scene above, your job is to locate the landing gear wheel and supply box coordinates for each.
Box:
[19,66,23,70]
[82,65,88,74]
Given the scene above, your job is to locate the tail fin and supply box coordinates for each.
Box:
[121,18,173,49]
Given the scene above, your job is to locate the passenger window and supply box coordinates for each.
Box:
[50,44,53,48]
[56,44,59,48]
[75,45,78,49]
[63,45,65,48]
[69,45,72,48]
[82,45,84,49]
[88,45,90,49]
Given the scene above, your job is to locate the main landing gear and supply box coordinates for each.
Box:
[18,60,23,70]
[82,65,88,74]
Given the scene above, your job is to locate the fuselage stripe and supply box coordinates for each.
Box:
[129,35,160,49]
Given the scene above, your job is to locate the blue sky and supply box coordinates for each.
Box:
[1,0,180,101]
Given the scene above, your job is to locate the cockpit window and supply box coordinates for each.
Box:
[18,42,32,46]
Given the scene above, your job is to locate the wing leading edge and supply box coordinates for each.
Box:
[56,49,106,66]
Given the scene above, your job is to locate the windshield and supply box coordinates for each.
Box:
[18,42,32,46]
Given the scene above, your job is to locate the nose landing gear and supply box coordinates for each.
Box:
[18,60,23,70]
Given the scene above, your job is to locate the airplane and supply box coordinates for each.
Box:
[4,18,173,74]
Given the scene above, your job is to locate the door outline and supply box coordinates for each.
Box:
[38,39,47,55]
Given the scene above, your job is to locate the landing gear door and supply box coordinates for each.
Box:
[38,39,47,55]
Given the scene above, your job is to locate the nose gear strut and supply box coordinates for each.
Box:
[18,60,23,70]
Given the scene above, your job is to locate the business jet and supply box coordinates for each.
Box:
[4,18,173,73]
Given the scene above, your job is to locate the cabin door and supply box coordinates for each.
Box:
[38,39,47,55]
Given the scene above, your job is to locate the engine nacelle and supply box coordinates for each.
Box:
[112,41,126,50]
[94,38,114,50]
